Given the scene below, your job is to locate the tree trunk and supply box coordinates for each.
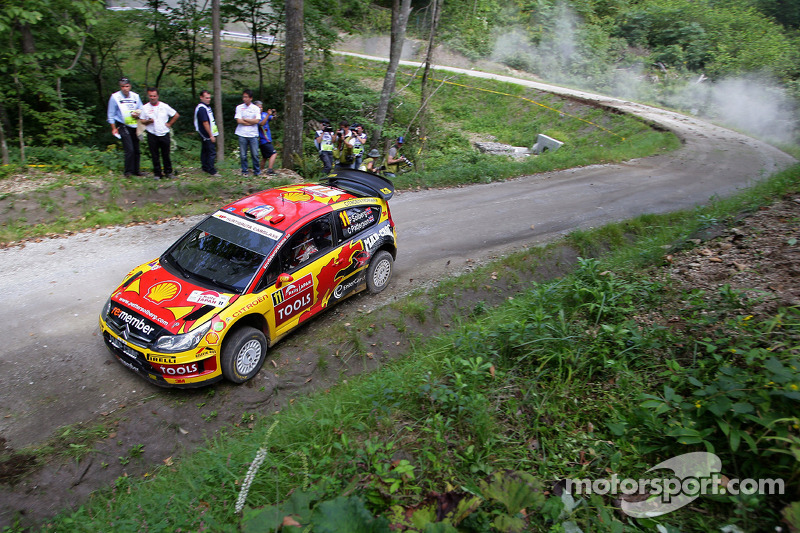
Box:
[0,101,10,165]
[282,0,304,170]
[18,23,36,54]
[212,0,224,162]
[371,0,412,147]
[417,0,441,171]
[12,72,25,166]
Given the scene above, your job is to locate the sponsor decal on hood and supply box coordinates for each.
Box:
[114,267,232,334]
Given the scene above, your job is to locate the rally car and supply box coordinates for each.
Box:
[99,169,397,387]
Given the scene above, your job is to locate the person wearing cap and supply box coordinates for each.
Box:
[255,101,278,175]
[107,77,143,177]
[315,119,335,175]
[359,148,382,174]
[385,136,405,177]
[351,124,367,170]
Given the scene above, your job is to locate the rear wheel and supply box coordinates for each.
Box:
[221,327,267,384]
[366,250,393,294]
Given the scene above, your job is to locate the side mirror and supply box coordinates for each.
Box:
[276,273,293,288]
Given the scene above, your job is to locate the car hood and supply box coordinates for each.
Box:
[109,259,238,342]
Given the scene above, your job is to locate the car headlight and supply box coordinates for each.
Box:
[154,321,212,353]
[101,298,111,320]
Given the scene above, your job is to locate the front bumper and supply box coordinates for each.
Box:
[99,319,222,388]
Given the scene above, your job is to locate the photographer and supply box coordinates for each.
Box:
[315,119,335,175]
[385,136,407,177]
[335,121,354,168]
[351,123,366,170]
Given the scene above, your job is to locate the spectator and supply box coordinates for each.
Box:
[335,121,354,168]
[139,87,179,180]
[315,119,335,175]
[360,148,382,174]
[107,77,143,177]
[351,123,366,170]
[234,89,261,176]
[254,101,278,175]
[385,136,405,177]
[194,90,220,177]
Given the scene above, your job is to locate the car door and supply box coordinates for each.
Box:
[256,214,336,338]
[320,204,383,307]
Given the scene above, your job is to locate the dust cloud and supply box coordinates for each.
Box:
[490,3,798,145]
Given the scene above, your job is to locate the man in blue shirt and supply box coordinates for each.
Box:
[107,77,143,177]
[254,101,278,175]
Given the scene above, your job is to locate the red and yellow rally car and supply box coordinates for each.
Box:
[99,169,397,387]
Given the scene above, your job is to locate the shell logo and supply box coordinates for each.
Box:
[145,281,181,303]
[282,192,312,203]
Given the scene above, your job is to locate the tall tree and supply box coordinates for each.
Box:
[283,0,304,169]
[141,0,181,87]
[212,0,225,162]
[371,0,412,148]
[172,0,213,99]
[222,0,282,99]
[0,0,102,159]
[417,0,443,170]
[78,11,134,112]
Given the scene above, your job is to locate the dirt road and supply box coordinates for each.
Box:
[0,65,795,526]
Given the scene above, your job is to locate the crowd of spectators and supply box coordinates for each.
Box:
[107,77,408,180]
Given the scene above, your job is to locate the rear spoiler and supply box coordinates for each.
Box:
[322,169,395,201]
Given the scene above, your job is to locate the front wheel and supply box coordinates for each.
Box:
[221,326,267,384]
[366,250,393,294]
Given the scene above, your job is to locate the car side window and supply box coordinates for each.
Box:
[335,206,380,243]
[253,216,333,293]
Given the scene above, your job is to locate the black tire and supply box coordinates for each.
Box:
[366,250,393,294]
[220,326,268,384]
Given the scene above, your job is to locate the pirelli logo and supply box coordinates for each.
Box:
[272,291,284,306]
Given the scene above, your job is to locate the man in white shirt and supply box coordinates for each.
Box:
[234,89,262,176]
[139,87,180,179]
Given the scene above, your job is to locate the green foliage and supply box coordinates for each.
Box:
[636,309,800,478]
[612,0,798,78]
[305,73,381,127]
[36,98,98,147]
[437,0,503,58]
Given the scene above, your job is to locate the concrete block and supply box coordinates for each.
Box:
[531,134,564,154]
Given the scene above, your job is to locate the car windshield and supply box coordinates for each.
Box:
[163,213,281,293]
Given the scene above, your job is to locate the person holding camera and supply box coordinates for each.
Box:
[351,123,367,170]
[315,119,335,175]
[335,121,354,168]
[385,136,406,177]
[360,148,382,174]
[255,101,277,175]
